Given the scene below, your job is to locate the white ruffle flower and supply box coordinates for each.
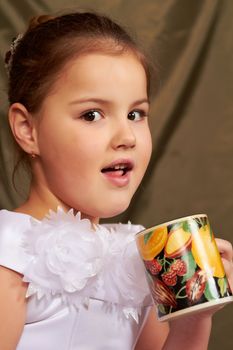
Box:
[97,223,150,306]
[22,208,152,321]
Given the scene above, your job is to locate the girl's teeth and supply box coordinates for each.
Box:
[114,164,125,170]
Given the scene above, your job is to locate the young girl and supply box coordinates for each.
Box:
[1,11,233,350]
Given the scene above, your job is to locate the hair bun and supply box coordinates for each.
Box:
[28,15,55,31]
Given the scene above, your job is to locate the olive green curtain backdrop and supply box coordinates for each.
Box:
[0,0,232,349]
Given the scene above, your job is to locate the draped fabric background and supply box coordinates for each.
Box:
[0,0,233,348]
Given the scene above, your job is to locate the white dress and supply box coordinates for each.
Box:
[0,209,152,350]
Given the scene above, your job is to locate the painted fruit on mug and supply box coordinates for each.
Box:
[137,226,168,260]
[191,226,225,278]
[186,270,207,304]
[165,228,192,258]
[138,216,232,319]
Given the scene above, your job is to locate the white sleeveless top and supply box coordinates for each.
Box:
[0,208,152,350]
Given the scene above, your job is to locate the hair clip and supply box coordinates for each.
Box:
[5,33,23,74]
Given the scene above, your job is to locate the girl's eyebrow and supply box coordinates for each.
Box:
[131,98,150,107]
[69,98,150,107]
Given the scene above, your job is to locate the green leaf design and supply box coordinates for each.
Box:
[170,222,182,232]
[176,285,187,299]
[144,231,153,244]
[157,304,166,315]
[204,278,219,301]
[218,277,227,297]
[181,252,196,282]
[182,221,192,233]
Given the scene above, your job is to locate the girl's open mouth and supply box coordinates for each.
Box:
[101,160,134,187]
[101,162,133,176]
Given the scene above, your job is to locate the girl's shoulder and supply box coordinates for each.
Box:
[0,208,32,224]
[0,209,32,274]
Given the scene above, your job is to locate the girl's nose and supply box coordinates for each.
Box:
[111,120,136,150]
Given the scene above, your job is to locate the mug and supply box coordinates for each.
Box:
[136,214,233,321]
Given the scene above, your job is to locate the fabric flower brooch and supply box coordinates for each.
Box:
[22,208,152,322]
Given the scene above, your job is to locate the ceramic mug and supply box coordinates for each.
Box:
[136,214,233,321]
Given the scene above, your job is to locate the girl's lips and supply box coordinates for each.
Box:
[102,169,132,187]
[101,159,134,187]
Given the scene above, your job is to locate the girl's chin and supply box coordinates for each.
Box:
[71,196,134,221]
[99,203,132,219]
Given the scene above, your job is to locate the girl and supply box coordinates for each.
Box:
[1,11,233,350]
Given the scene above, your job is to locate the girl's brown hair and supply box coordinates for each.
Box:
[5,11,152,113]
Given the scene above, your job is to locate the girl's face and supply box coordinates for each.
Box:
[33,52,152,221]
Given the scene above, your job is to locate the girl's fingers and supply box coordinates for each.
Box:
[215,238,233,262]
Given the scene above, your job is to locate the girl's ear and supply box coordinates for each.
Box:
[8,103,40,155]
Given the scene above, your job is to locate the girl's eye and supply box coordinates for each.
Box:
[81,110,102,122]
[128,110,146,121]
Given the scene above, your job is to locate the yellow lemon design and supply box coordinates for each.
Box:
[191,226,225,278]
[165,228,192,258]
[137,226,168,261]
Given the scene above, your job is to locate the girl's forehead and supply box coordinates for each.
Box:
[64,51,145,72]
[50,52,147,92]
[38,53,148,113]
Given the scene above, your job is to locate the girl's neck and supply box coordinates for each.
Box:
[14,182,99,224]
